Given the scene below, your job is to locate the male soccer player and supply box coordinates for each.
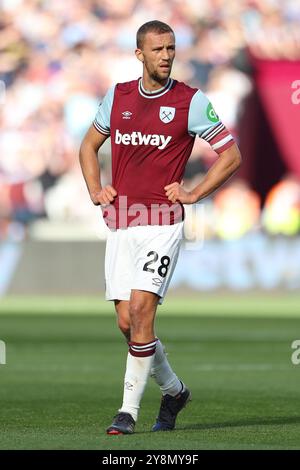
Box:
[79,20,241,435]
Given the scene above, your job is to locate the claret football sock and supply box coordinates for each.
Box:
[151,338,185,397]
[118,339,156,422]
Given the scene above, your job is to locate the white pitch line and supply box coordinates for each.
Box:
[193,364,292,371]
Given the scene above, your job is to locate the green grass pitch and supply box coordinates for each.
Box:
[0,295,300,450]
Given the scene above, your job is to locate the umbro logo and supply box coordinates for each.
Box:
[125,381,133,390]
[122,111,132,119]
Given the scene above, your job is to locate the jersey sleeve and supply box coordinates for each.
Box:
[188,89,234,154]
[93,85,116,136]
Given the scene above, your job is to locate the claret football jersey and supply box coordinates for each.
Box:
[93,78,234,229]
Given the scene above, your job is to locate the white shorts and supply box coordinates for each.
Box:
[105,222,184,304]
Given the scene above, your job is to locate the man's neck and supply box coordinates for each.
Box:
[141,76,169,92]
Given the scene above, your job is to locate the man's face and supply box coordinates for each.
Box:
[136,31,176,84]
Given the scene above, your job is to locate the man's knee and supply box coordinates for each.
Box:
[129,301,153,333]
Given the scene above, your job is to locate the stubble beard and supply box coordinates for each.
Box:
[144,59,173,86]
[149,67,172,86]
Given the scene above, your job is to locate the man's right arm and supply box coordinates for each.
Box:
[79,125,117,206]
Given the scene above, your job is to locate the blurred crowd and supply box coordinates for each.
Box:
[184,174,300,241]
[1,0,300,240]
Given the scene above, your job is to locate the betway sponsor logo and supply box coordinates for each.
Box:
[115,129,171,150]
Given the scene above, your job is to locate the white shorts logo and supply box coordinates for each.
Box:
[159,106,176,123]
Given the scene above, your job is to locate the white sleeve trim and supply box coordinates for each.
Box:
[93,120,110,135]
[211,134,233,150]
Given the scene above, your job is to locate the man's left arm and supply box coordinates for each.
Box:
[165,142,241,204]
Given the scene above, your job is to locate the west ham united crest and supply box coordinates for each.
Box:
[159,106,176,123]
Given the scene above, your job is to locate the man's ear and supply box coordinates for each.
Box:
[135,49,144,63]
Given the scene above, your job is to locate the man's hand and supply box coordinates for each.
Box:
[90,185,117,206]
[164,182,196,204]
[165,144,241,205]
